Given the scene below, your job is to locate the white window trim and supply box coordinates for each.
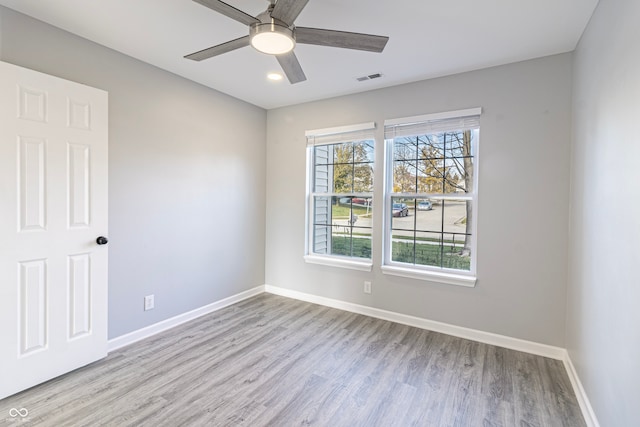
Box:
[385,108,481,128]
[382,108,480,286]
[304,122,376,269]
[381,265,476,287]
[304,255,373,272]
[306,122,376,139]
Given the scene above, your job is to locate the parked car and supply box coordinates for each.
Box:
[352,198,372,206]
[392,203,409,217]
[417,200,433,211]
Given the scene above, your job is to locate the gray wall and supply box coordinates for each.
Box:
[7,6,636,423]
[266,54,573,346]
[568,0,640,425]
[0,7,267,339]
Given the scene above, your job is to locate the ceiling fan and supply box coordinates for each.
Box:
[184,0,389,84]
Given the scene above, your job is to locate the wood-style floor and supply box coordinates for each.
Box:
[0,293,585,426]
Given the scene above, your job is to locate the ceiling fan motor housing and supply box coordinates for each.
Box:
[250,19,296,54]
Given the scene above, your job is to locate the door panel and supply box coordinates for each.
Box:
[18,259,48,355]
[18,136,47,231]
[68,253,92,339]
[0,61,108,400]
[68,142,91,228]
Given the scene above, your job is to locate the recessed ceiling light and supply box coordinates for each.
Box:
[267,73,283,81]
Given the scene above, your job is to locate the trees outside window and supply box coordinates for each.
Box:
[306,124,375,263]
[384,110,479,278]
[305,111,479,284]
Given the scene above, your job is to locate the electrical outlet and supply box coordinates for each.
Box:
[364,281,372,294]
[144,295,155,311]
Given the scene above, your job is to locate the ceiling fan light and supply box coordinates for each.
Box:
[250,22,295,55]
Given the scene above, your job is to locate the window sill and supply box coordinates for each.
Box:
[304,255,373,272]
[381,265,476,287]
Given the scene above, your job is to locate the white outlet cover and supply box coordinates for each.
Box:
[364,281,372,294]
[144,295,154,311]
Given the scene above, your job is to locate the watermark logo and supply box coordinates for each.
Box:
[8,408,29,418]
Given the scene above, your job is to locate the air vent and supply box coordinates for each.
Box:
[356,73,383,82]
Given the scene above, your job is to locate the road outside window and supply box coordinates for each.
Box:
[306,125,375,263]
[384,110,479,279]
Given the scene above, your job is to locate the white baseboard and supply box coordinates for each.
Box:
[107,283,596,426]
[265,285,602,423]
[264,284,565,360]
[107,285,265,352]
[563,352,600,427]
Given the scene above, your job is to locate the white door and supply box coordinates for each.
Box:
[0,61,108,400]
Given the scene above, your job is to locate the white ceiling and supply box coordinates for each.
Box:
[0,0,598,109]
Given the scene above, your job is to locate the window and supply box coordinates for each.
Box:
[305,123,375,270]
[383,109,480,286]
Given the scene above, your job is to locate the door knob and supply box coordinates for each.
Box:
[96,236,109,245]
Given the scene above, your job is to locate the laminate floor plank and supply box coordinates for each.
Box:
[409,333,465,426]
[537,356,586,426]
[512,351,547,427]
[482,345,515,402]
[353,325,415,410]
[319,319,415,424]
[479,395,517,427]
[246,313,361,406]
[439,339,486,427]
[0,294,586,426]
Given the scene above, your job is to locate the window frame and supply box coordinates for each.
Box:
[382,109,480,287]
[304,122,376,271]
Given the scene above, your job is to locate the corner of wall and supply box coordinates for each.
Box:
[563,352,601,427]
[0,7,5,60]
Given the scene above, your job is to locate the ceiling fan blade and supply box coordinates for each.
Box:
[271,0,310,26]
[276,51,307,84]
[184,36,250,61]
[192,0,259,26]
[295,27,389,53]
